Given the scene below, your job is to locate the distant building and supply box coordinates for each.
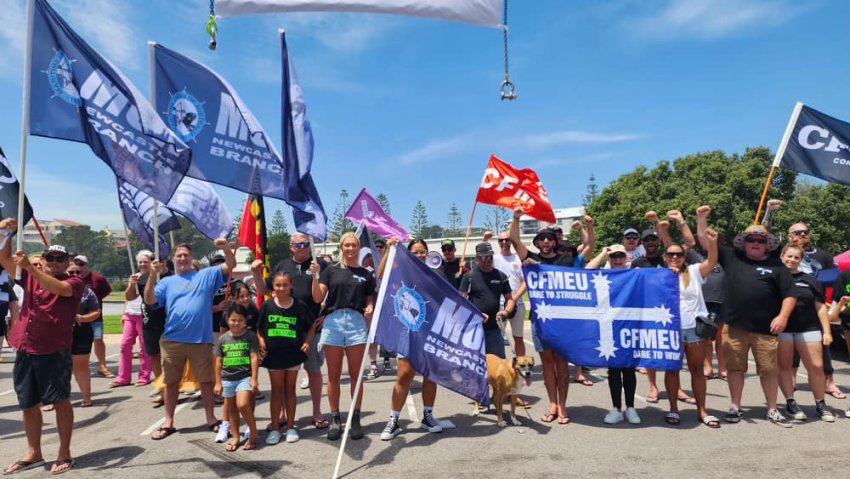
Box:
[22,218,83,244]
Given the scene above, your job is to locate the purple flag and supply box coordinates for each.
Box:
[345,188,409,241]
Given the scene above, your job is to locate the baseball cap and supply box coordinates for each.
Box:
[475,242,494,257]
[641,229,659,240]
[72,254,88,263]
[608,244,627,255]
[623,228,639,237]
[533,230,557,243]
[45,245,70,257]
[441,239,456,250]
[209,252,226,264]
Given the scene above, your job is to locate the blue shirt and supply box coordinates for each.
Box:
[155,266,225,344]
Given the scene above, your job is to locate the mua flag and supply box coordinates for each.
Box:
[152,43,289,200]
[118,181,181,257]
[375,246,490,405]
[773,103,850,187]
[166,177,234,239]
[345,188,408,241]
[217,0,504,28]
[476,155,556,224]
[280,31,327,241]
[0,147,34,229]
[29,0,191,203]
[524,264,683,370]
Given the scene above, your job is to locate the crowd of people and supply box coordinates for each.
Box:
[1,197,849,473]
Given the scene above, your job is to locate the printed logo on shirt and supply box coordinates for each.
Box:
[756,267,773,276]
[266,314,297,338]
[353,275,367,283]
[221,341,251,367]
[795,281,810,288]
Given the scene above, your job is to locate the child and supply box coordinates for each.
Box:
[214,305,260,451]
[258,271,316,445]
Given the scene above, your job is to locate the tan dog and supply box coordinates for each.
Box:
[475,354,535,427]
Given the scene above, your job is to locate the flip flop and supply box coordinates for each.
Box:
[645,395,659,404]
[79,401,93,408]
[557,415,571,425]
[704,373,718,380]
[541,412,557,423]
[313,417,330,429]
[514,397,531,408]
[576,378,594,387]
[97,369,115,379]
[718,373,728,381]
[50,459,73,476]
[701,415,721,429]
[225,442,240,452]
[242,440,256,451]
[4,458,44,475]
[109,381,131,388]
[41,404,55,412]
[151,426,177,440]
[827,389,847,399]
[678,395,697,405]
[665,412,680,426]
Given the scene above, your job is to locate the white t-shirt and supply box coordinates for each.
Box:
[679,263,709,330]
[124,283,143,315]
[493,253,523,307]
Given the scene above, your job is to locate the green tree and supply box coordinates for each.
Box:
[269,209,289,236]
[52,226,131,279]
[584,147,797,249]
[329,189,354,241]
[266,232,292,266]
[376,193,392,216]
[770,182,850,254]
[583,174,600,207]
[421,224,444,239]
[445,203,463,236]
[409,200,429,238]
[483,206,510,234]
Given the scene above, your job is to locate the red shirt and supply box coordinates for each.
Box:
[84,271,111,322]
[10,270,85,355]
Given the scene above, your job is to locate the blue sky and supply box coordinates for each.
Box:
[0,0,848,234]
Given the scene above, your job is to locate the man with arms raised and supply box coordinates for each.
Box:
[1,219,84,475]
[145,240,235,440]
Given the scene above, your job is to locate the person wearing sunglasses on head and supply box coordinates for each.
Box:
[0,218,86,476]
[252,232,330,431]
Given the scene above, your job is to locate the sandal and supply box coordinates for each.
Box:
[541,412,557,423]
[50,459,73,476]
[678,394,696,405]
[313,417,330,429]
[514,397,531,409]
[79,401,93,408]
[827,389,847,400]
[575,377,594,387]
[719,373,728,381]
[701,415,721,429]
[645,394,659,404]
[4,458,44,475]
[665,412,680,426]
[97,369,115,379]
[225,441,240,452]
[242,440,256,451]
[41,404,55,412]
[151,426,177,440]
[557,415,571,425]
[109,381,131,388]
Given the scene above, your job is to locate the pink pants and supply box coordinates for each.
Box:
[117,313,152,384]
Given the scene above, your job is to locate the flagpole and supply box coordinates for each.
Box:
[459,200,479,265]
[16,0,35,259]
[754,101,805,224]
[332,243,397,479]
[169,230,176,250]
[122,217,136,275]
[148,41,161,261]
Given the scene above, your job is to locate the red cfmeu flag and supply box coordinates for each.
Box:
[475,155,556,223]
[238,195,270,307]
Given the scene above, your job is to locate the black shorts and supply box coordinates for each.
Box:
[143,328,164,357]
[261,349,305,371]
[13,350,72,409]
[0,303,9,336]
[71,324,94,355]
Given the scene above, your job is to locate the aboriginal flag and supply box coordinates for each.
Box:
[238,195,270,307]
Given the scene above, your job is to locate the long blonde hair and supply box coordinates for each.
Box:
[338,232,361,266]
[665,244,690,288]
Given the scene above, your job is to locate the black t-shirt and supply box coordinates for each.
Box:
[320,265,377,314]
[140,271,172,332]
[718,246,795,334]
[832,270,850,327]
[273,256,326,318]
[631,255,664,269]
[220,303,260,332]
[785,272,825,333]
[258,298,314,368]
[525,251,573,267]
[211,281,231,333]
[459,268,511,330]
[440,259,463,290]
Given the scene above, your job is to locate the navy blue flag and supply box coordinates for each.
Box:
[524,265,683,370]
[280,30,328,241]
[774,103,850,186]
[355,220,382,270]
[118,181,180,257]
[375,246,490,405]
[28,0,191,203]
[0,147,34,229]
[152,43,289,200]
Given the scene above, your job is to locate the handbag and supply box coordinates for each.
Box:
[695,312,719,340]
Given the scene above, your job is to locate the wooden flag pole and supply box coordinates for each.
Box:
[755,102,805,225]
[753,166,777,226]
[30,217,48,248]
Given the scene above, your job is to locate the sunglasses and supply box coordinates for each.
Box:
[477,255,493,260]
[745,237,767,244]
[624,235,639,240]
[442,248,455,252]
[642,236,658,242]
[609,253,626,259]
[665,252,685,258]
[498,239,511,243]
[375,245,386,250]
[790,230,809,237]
[291,242,310,249]
[44,255,68,263]
[67,270,81,276]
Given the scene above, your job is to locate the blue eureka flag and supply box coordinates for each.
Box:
[280,30,327,241]
[524,265,683,370]
[774,103,850,187]
[375,246,490,405]
[153,43,289,201]
[28,0,191,203]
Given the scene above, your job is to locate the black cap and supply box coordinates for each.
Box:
[641,229,659,240]
[475,242,494,256]
[441,239,456,250]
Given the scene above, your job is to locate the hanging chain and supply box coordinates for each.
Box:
[500,0,516,101]
[206,0,218,51]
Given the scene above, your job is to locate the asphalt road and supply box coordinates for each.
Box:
[2,326,850,478]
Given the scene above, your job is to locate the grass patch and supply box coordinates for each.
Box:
[103,315,122,334]
[104,292,125,303]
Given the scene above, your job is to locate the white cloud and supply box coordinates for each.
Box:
[627,0,806,41]
[397,135,478,165]
[276,12,398,52]
[519,131,640,149]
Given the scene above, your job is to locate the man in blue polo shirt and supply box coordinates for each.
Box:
[144,240,235,440]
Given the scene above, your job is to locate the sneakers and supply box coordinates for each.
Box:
[349,411,364,440]
[381,418,402,441]
[383,359,392,373]
[214,422,231,443]
[767,409,792,428]
[285,428,300,443]
[724,406,743,423]
[366,364,380,380]
[300,377,309,390]
[327,414,342,441]
[817,401,836,423]
[265,430,282,445]
[421,411,443,433]
[785,398,807,421]
[603,408,624,424]
[624,407,641,425]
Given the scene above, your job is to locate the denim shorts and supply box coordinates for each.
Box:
[778,330,822,344]
[91,321,104,340]
[681,327,703,344]
[319,309,368,348]
[221,376,253,398]
[531,321,548,353]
